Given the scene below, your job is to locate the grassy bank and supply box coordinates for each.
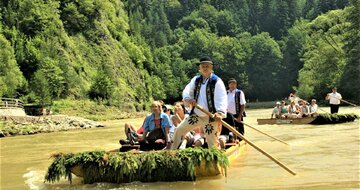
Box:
[50,99,147,121]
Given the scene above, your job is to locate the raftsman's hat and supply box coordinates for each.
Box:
[228,78,237,84]
[197,56,216,66]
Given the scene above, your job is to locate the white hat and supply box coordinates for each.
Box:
[276,102,281,105]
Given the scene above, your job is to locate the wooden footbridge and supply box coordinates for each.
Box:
[0,98,26,116]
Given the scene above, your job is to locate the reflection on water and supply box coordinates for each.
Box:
[1,107,359,190]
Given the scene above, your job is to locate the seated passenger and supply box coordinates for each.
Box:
[139,101,172,151]
[288,91,300,105]
[162,104,173,117]
[170,101,187,138]
[170,101,205,149]
[299,100,310,117]
[280,100,288,118]
[309,99,318,116]
[179,127,205,149]
[288,101,301,118]
[219,113,236,149]
[119,120,145,145]
[271,102,281,119]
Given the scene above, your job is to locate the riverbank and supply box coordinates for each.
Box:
[0,99,148,138]
[0,115,104,137]
[50,99,148,121]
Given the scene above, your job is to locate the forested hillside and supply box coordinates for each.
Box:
[0,0,359,112]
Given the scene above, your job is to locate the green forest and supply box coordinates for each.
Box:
[0,0,359,112]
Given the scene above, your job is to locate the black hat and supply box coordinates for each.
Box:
[197,56,214,66]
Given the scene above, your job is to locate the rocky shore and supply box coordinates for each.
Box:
[0,115,104,137]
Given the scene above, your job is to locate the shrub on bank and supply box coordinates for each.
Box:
[50,99,147,121]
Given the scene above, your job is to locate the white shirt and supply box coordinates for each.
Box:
[227,89,246,115]
[309,104,318,113]
[272,106,280,114]
[328,92,342,105]
[183,74,227,118]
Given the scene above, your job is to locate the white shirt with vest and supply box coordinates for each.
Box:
[182,74,227,118]
[328,92,342,105]
[227,89,246,115]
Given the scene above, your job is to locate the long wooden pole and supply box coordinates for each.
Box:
[195,104,297,175]
[327,95,358,107]
[241,121,289,145]
[337,98,358,107]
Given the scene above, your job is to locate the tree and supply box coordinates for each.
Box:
[89,71,113,101]
[280,20,308,97]
[213,36,248,89]
[0,34,26,97]
[181,29,217,60]
[340,0,360,103]
[245,33,283,100]
[31,57,64,105]
[297,9,348,100]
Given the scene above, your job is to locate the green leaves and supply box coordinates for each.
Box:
[0,34,26,97]
[311,113,359,124]
[45,148,229,184]
[297,9,348,99]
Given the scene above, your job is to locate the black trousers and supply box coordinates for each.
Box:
[139,141,165,151]
[330,104,339,114]
[223,113,245,135]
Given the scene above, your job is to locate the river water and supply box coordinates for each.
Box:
[1,107,359,190]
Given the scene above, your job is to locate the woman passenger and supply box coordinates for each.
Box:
[139,101,172,151]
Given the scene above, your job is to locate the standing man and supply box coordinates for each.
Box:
[326,87,342,114]
[226,78,246,135]
[171,56,227,149]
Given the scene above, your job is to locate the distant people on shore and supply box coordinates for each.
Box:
[325,87,342,114]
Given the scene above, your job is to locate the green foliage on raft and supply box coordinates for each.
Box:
[45,148,229,184]
[311,113,359,124]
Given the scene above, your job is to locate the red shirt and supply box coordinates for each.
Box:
[136,127,144,134]
[154,118,161,128]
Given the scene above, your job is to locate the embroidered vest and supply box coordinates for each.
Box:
[194,74,219,114]
[227,89,242,116]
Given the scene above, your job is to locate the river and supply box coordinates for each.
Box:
[1,107,359,190]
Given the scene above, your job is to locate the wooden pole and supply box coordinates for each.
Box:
[195,104,297,175]
[241,121,289,145]
[327,95,358,107]
[338,98,358,107]
[175,113,182,122]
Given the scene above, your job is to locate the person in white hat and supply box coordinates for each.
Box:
[271,101,281,119]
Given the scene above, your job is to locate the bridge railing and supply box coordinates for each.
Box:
[0,98,24,109]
